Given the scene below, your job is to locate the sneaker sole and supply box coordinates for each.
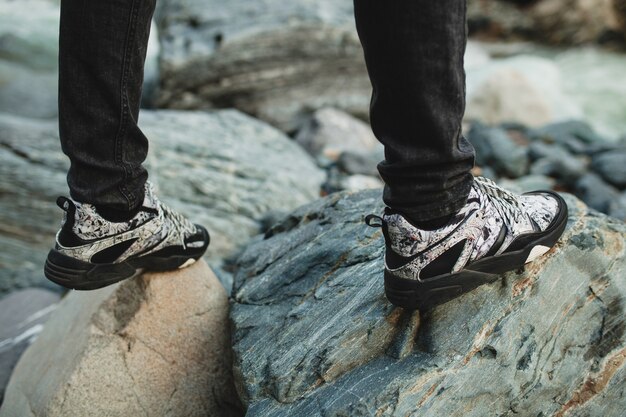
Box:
[384,192,569,311]
[44,226,210,291]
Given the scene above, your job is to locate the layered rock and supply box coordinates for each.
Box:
[1,261,243,417]
[154,0,370,132]
[468,0,626,46]
[0,110,323,295]
[0,0,59,119]
[231,189,626,416]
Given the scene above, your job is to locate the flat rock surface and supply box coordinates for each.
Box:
[231,189,626,417]
[0,109,323,295]
[0,261,243,417]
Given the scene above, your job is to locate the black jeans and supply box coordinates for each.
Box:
[59,0,475,221]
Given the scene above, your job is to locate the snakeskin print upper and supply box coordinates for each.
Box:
[383,176,560,281]
[56,181,200,263]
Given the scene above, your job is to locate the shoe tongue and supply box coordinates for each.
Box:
[142,181,160,210]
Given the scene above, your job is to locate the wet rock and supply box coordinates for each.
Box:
[0,110,323,295]
[295,108,381,161]
[1,261,244,417]
[591,149,626,189]
[155,0,371,132]
[467,124,529,178]
[0,288,60,404]
[231,190,626,416]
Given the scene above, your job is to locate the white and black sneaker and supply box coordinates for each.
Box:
[366,176,568,311]
[45,181,210,290]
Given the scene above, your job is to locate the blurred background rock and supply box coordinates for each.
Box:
[1,0,625,412]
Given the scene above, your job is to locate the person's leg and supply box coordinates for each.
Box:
[58,0,155,211]
[356,1,568,311]
[353,0,475,223]
[47,0,210,291]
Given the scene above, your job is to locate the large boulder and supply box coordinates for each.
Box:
[0,0,59,119]
[139,110,325,266]
[231,189,626,416]
[154,0,370,132]
[0,110,323,295]
[0,261,243,417]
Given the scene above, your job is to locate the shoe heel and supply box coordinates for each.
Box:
[384,269,499,311]
[45,250,136,290]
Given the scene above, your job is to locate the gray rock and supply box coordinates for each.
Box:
[467,124,529,178]
[295,108,381,162]
[337,149,383,177]
[528,141,588,186]
[0,288,60,404]
[591,149,626,189]
[574,173,623,218]
[499,174,556,194]
[529,120,608,148]
[0,109,323,295]
[154,0,371,132]
[1,262,244,417]
[338,175,383,192]
[231,189,626,417]
[140,110,324,265]
[0,0,60,119]
[0,114,69,295]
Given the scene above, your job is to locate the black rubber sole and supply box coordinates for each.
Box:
[385,192,569,311]
[44,226,210,291]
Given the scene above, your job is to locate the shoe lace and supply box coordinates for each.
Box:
[160,202,195,249]
[473,176,524,226]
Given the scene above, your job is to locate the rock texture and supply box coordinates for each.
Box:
[0,109,323,295]
[231,189,626,416]
[155,0,370,132]
[467,0,626,46]
[0,289,60,404]
[465,55,583,127]
[0,0,59,119]
[0,114,69,294]
[295,108,381,162]
[0,261,243,417]
[139,110,325,265]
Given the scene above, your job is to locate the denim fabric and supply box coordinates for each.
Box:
[59,0,156,211]
[354,0,475,221]
[59,0,475,219]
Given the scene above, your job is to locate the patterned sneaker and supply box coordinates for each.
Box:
[44,181,210,290]
[366,176,568,311]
